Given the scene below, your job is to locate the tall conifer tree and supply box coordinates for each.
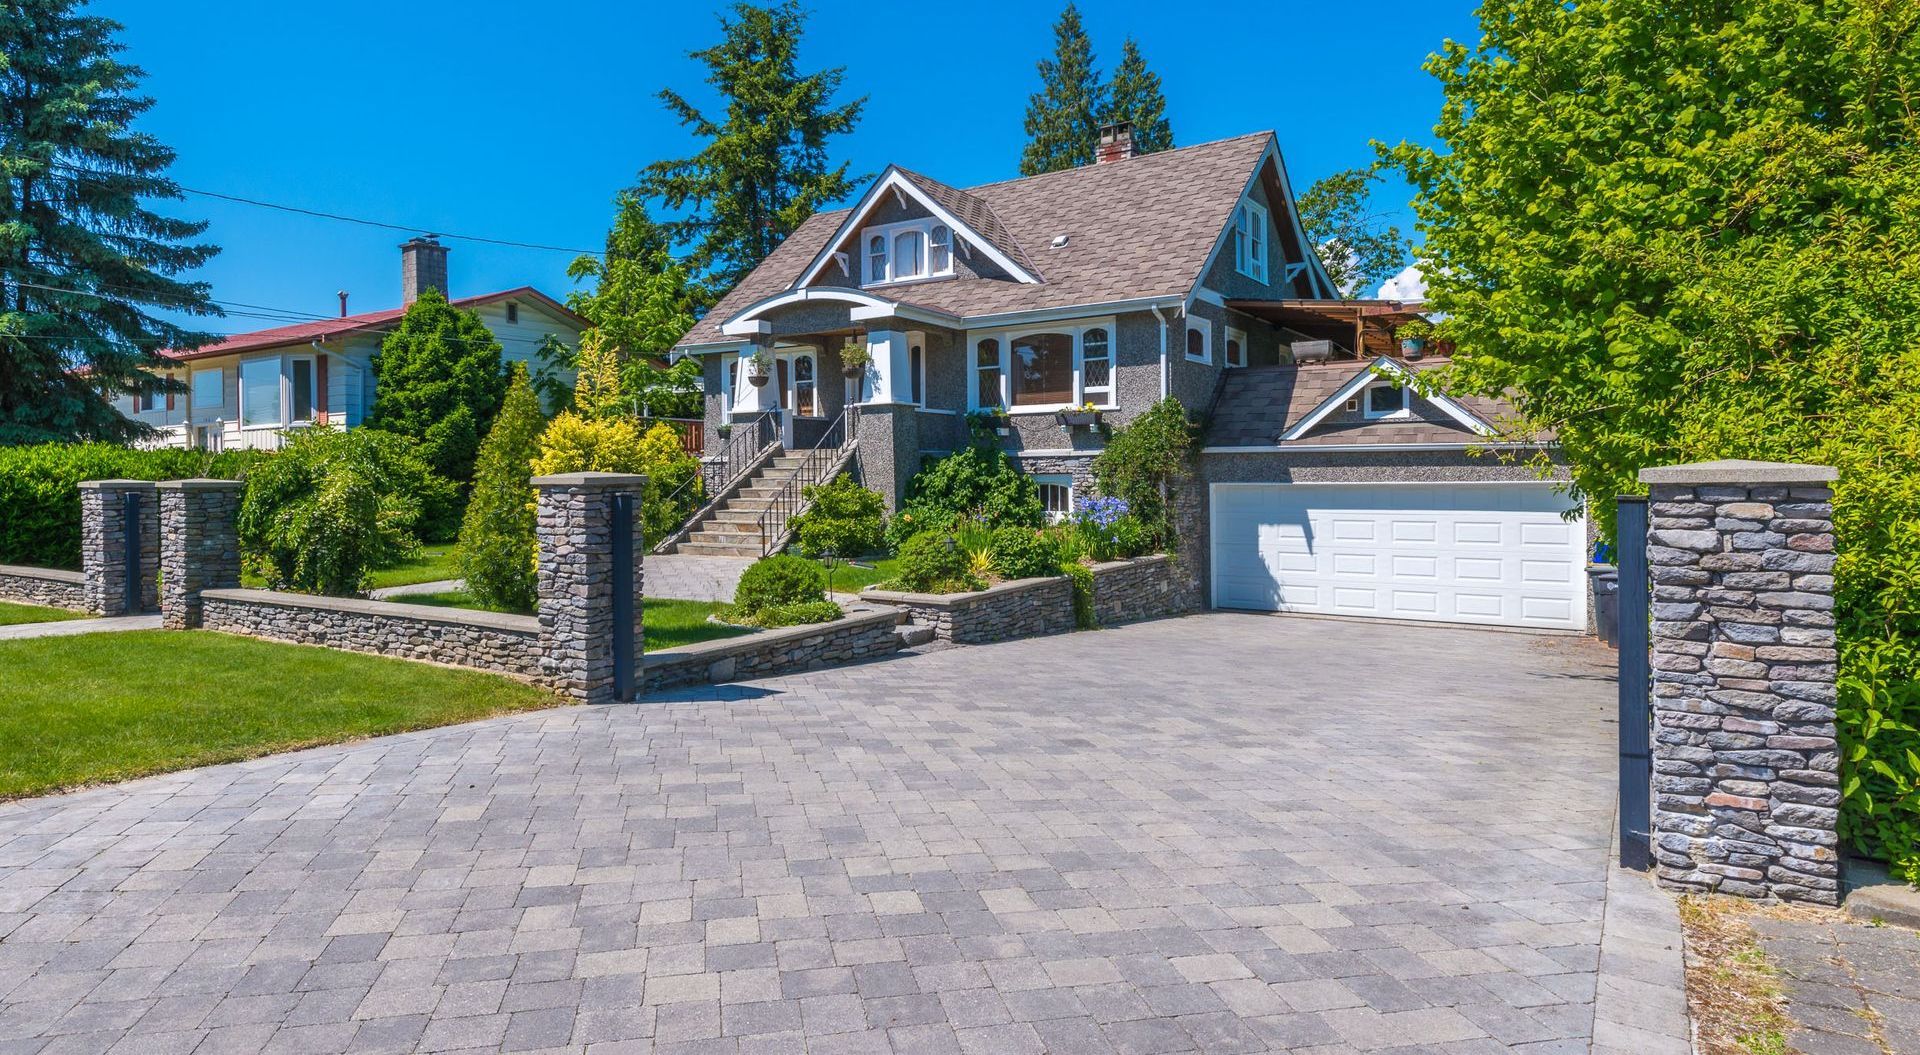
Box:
[1103,38,1173,155]
[640,1,864,294]
[0,0,220,444]
[1019,3,1107,175]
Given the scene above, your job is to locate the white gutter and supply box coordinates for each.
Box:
[1199,441,1549,455]
[1149,305,1170,400]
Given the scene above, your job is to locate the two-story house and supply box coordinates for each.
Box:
[118,237,586,451]
[670,126,1587,632]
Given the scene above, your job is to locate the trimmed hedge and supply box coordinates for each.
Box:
[0,443,266,569]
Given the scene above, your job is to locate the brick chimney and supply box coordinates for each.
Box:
[1096,122,1135,164]
[400,236,448,303]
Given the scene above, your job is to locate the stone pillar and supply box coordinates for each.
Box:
[157,480,244,629]
[533,472,646,703]
[1642,459,1841,904]
[79,479,159,615]
[852,403,919,513]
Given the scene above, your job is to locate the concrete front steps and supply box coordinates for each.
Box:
[666,454,810,557]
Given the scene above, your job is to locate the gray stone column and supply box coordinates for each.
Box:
[1642,459,1841,904]
[852,404,919,513]
[533,472,646,703]
[157,480,245,629]
[79,479,159,616]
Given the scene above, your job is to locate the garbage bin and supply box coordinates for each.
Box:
[1589,564,1620,647]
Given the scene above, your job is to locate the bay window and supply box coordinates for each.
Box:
[968,319,1117,411]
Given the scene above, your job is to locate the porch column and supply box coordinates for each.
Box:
[79,479,159,616]
[156,480,244,629]
[862,328,915,405]
[731,339,773,418]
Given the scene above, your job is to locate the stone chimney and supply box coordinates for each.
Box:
[1096,122,1135,164]
[400,236,448,303]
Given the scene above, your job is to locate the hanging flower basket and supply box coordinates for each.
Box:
[747,371,771,387]
[839,338,872,379]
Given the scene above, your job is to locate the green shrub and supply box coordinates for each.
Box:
[237,427,453,596]
[748,600,842,628]
[0,443,264,569]
[1073,496,1153,562]
[891,531,983,594]
[790,475,887,558]
[534,413,702,545]
[456,365,545,614]
[1061,561,1096,630]
[1092,396,1198,549]
[887,444,1043,548]
[732,554,826,616]
[365,288,508,486]
[989,526,1061,580]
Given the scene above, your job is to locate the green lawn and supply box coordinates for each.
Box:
[400,591,751,652]
[0,601,88,627]
[0,631,558,800]
[243,543,460,591]
[814,556,900,593]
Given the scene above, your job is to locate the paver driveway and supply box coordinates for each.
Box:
[0,614,1617,1054]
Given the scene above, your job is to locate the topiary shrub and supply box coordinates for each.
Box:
[790,474,887,558]
[750,600,843,628]
[456,364,545,614]
[887,444,1043,549]
[364,288,508,487]
[989,525,1061,580]
[0,443,264,569]
[236,426,453,596]
[890,531,984,594]
[732,554,826,613]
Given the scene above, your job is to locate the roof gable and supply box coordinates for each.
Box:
[794,167,1041,288]
[1280,357,1493,441]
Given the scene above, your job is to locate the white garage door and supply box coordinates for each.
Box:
[1210,482,1587,630]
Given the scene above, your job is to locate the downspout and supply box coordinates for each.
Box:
[1149,305,1170,400]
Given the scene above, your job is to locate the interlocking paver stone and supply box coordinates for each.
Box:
[0,615,1619,1052]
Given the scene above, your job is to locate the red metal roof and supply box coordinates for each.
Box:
[161,287,586,362]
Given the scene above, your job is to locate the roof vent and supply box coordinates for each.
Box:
[1050,235,1069,249]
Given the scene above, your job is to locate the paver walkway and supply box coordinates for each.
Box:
[646,554,755,603]
[0,613,159,641]
[1753,909,1920,1055]
[0,614,1621,1053]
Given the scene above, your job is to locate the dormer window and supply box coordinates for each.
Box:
[1364,382,1412,419]
[861,218,955,286]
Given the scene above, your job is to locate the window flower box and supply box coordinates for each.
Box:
[1055,405,1102,429]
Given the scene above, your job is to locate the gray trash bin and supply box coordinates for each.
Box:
[1589,564,1620,647]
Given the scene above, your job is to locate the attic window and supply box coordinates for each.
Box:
[861,218,954,286]
[505,302,519,324]
[1364,382,1411,419]
[1233,200,1269,283]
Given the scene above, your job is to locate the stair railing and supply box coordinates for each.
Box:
[755,405,859,557]
[654,410,778,552]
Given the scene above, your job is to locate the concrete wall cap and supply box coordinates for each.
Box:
[1639,460,1838,485]
[0,564,85,584]
[530,472,649,488]
[201,588,541,633]
[154,478,245,491]
[863,574,1069,606]
[643,605,903,666]
[76,479,157,490]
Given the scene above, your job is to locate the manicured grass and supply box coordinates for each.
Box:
[0,601,88,627]
[813,556,900,594]
[0,631,559,800]
[241,543,461,591]
[400,591,751,652]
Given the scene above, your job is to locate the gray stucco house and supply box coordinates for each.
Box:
[670,125,1586,632]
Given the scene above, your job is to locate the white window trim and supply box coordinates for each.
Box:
[965,317,1118,414]
[1184,321,1211,364]
[1034,474,1075,524]
[238,355,284,429]
[1362,381,1413,420]
[1234,200,1270,283]
[780,349,820,417]
[860,217,955,288]
[1225,326,1248,368]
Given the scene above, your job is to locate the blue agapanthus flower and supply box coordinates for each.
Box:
[1075,495,1130,528]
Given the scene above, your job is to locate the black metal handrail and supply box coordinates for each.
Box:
[656,410,777,546]
[755,405,858,556]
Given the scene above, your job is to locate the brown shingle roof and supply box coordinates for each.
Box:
[1205,358,1526,448]
[677,132,1274,347]
[893,167,1040,281]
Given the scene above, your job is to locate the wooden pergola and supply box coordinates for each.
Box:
[1225,298,1430,359]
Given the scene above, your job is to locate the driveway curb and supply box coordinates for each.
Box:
[1592,804,1692,1055]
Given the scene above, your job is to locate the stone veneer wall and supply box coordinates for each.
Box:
[864,576,1077,644]
[157,480,244,630]
[534,473,646,702]
[643,606,907,693]
[1643,460,1842,904]
[1090,555,1196,625]
[0,565,86,611]
[79,479,159,615]
[200,589,544,679]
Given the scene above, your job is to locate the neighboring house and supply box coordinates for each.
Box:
[671,124,1585,632]
[119,237,586,451]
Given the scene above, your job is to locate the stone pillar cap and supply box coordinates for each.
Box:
[154,478,245,490]
[1639,459,1838,485]
[77,479,158,489]
[530,472,649,488]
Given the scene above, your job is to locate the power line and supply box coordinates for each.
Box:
[40,160,605,257]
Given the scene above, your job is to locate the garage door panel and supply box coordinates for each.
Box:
[1212,483,1586,630]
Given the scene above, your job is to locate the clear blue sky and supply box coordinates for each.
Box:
[114,0,1477,334]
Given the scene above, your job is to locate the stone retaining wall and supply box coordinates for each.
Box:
[0,565,86,611]
[200,589,543,680]
[864,576,1077,644]
[1090,555,1194,625]
[643,606,907,694]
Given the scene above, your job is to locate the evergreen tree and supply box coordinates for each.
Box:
[0,0,220,444]
[365,288,508,486]
[1019,3,1107,176]
[1102,38,1173,156]
[456,363,544,614]
[639,1,864,294]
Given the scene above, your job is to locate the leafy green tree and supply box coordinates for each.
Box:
[1020,3,1107,176]
[0,0,220,444]
[1296,167,1410,298]
[365,288,508,487]
[456,364,544,613]
[1092,396,1198,548]
[1386,0,1920,880]
[1102,38,1173,156]
[527,333,574,415]
[626,356,704,419]
[568,192,707,360]
[639,1,865,293]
